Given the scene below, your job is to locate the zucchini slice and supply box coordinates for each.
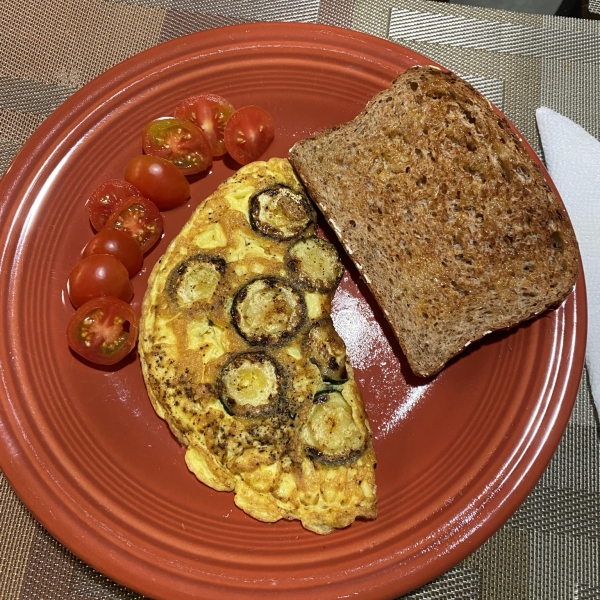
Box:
[286,236,344,292]
[217,351,285,418]
[231,277,306,346]
[300,390,366,465]
[168,254,226,306]
[303,319,348,383]
[250,185,315,240]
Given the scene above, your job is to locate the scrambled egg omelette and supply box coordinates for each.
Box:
[139,158,377,534]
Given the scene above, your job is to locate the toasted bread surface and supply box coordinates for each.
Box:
[289,66,579,377]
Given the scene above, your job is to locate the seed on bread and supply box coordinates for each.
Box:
[289,66,579,377]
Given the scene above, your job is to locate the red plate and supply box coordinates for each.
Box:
[0,22,586,599]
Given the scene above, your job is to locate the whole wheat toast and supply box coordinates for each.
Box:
[289,66,579,378]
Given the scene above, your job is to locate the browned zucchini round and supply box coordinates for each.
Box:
[250,185,315,240]
[286,236,344,292]
[231,277,306,346]
[300,389,366,465]
[167,254,226,306]
[217,351,285,418]
[303,318,348,383]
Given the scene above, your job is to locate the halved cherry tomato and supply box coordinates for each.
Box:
[174,94,235,157]
[67,297,139,365]
[142,117,212,175]
[85,179,140,231]
[124,155,190,210]
[223,105,275,165]
[68,254,133,308]
[82,229,144,277]
[105,196,163,254]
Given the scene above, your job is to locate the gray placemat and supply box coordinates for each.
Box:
[1,1,599,598]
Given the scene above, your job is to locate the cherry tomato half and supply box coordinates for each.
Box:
[124,155,190,210]
[67,297,139,365]
[174,94,235,157]
[224,105,275,165]
[82,229,144,277]
[68,254,133,309]
[85,179,140,231]
[105,195,163,254]
[142,117,212,175]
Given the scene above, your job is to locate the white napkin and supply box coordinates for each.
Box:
[536,107,600,418]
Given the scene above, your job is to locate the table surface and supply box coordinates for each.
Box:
[1,1,599,599]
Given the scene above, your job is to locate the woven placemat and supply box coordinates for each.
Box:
[1,1,599,598]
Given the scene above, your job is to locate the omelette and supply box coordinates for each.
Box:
[139,158,377,534]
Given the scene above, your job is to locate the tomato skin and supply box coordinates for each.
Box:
[82,229,144,277]
[142,117,212,175]
[174,94,235,157]
[124,155,190,210]
[224,105,275,165]
[67,297,139,366]
[86,179,140,231]
[105,195,163,254]
[68,254,133,308]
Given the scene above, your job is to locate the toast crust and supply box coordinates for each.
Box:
[289,66,579,377]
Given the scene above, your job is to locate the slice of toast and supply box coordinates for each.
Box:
[289,66,579,378]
